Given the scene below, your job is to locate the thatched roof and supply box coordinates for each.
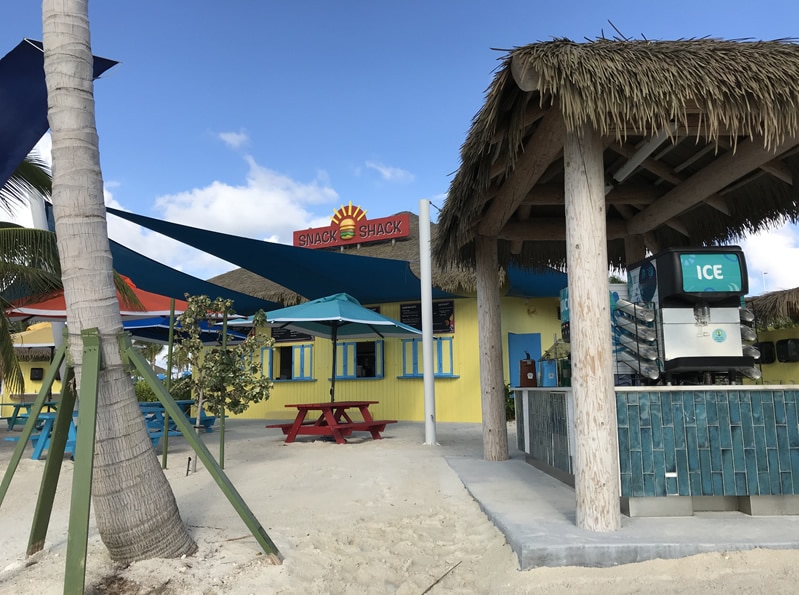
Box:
[747,288,799,328]
[435,38,799,270]
[208,212,483,305]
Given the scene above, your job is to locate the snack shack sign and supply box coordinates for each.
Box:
[293,203,410,249]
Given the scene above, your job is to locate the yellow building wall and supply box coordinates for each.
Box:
[0,297,565,424]
[237,295,563,424]
[750,328,799,385]
[0,359,63,416]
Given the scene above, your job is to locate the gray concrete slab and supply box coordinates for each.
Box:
[446,452,799,570]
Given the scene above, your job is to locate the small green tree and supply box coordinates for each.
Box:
[171,294,273,421]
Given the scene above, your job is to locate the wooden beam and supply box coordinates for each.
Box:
[490,103,546,144]
[564,123,620,532]
[499,217,628,240]
[624,234,647,265]
[717,138,795,185]
[643,232,661,254]
[477,109,566,236]
[609,141,682,185]
[510,55,540,91]
[760,160,794,185]
[703,194,731,216]
[521,184,660,206]
[626,135,799,235]
[509,205,531,254]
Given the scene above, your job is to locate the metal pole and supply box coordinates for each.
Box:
[220,313,228,469]
[162,299,176,469]
[330,324,338,402]
[419,199,437,445]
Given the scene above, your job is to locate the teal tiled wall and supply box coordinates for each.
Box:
[617,389,799,498]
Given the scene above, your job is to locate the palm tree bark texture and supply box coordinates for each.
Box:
[42,0,196,562]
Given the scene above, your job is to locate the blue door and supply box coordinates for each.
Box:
[507,332,542,387]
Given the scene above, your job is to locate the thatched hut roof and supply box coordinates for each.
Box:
[435,38,799,270]
[209,212,484,305]
[747,288,799,328]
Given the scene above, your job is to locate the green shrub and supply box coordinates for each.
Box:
[505,383,515,421]
[134,376,194,403]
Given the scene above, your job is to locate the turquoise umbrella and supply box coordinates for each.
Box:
[230,293,421,401]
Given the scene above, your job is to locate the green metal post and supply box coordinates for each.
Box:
[28,370,77,556]
[63,329,101,595]
[124,334,282,562]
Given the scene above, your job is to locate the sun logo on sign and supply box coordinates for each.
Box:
[331,202,367,241]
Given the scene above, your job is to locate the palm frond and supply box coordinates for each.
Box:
[115,272,145,311]
[0,313,27,396]
[0,154,52,216]
[0,227,62,306]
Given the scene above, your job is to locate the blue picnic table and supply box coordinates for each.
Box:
[5,401,59,430]
[3,409,78,460]
[138,400,217,449]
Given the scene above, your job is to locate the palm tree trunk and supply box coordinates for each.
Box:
[42,0,196,562]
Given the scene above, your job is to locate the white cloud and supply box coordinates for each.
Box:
[218,130,249,150]
[153,156,337,242]
[741,222,799,295]
[364,160,414,183]
[106,194,237,280]
[104,156,341,279]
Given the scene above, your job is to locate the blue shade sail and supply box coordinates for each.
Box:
[107,207,458,305]
[0,39,118,187]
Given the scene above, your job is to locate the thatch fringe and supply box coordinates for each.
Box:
[512,39,799,149]
[747,288,799,328]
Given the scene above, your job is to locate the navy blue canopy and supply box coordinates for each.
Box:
[505,264,568,298]
[107,207,459,305]
[0,39,117,188]
[124,316,248,346]
[109,239,280,316]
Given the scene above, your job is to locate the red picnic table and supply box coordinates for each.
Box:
[266,400,396,444]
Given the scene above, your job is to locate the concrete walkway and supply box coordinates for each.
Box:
[447,452,799,570]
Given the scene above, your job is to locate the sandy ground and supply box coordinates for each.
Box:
[0,419,798,594]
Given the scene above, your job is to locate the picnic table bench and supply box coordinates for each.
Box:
[3,411,77,460]
[266,400,396,444]
[3,401,59,430]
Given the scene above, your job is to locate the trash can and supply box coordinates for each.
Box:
[519,359,537,387]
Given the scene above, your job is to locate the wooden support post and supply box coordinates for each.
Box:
[624,234,647,266]
[475,234,509,461]
[564,125,621,532]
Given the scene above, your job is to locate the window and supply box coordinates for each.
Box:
[399,337,457,378]
[335,340,384,379]
[263,343,314,381]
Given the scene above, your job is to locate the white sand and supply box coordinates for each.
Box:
[0,420,798,594]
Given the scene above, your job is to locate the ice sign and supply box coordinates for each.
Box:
[680,253,742,293]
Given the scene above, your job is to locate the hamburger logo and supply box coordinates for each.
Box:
[339,217,356,240]
[331,202,367,242]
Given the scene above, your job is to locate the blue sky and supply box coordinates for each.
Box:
[2,1,798,294]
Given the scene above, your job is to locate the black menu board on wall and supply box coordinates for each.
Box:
[399,300,454,333]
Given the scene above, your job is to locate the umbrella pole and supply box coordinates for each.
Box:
[162,299,176,470]
[330,324,338,402]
